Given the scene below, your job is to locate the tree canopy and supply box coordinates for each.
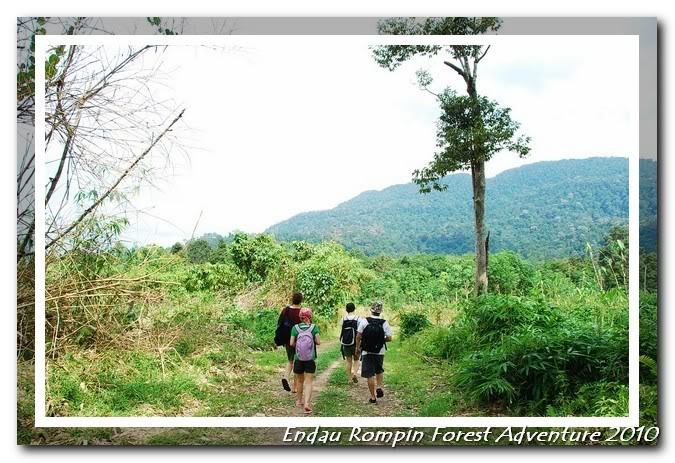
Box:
[414,89,531,193]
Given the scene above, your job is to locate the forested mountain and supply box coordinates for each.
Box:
[266,157,657,259]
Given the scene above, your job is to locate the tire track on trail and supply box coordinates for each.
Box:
[252,340,342,444]
[257,339,342,418]
[337,356,407,417]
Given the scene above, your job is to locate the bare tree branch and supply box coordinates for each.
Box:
[46,109,185,250]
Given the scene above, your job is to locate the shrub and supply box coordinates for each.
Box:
[297,262,340,317]
[399,310,431,339]
[463,294,560,343]
[182,263,245,294]
[223,307,279,350]
[453,313,628,409]
[639,292,657,361]
[185,239,212,263]
[488,251,535,295]
[547,381,629,417]
[229,233,284,282]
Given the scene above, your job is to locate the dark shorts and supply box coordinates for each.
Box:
[341,344,357,359]
[293,359,317,374]
[284,344,295,361]
[361,354,384,378]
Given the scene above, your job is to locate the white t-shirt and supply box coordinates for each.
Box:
[357,315,392,356]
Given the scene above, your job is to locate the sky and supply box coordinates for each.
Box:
[96,35,639,246]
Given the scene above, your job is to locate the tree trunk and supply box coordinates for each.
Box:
[471,159,488,294]
[466,76,488,295]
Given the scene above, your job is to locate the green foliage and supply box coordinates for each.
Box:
[488,251,535,294]
[182,263,245,294]
[43,225,653,420]
[463,294,560,343]
[597,224,629,289]
[223,307,279,350]
[295,242,371,317]
[229,233,283,282]
[453,316,627,407]
[639,292,657,362]
[413,90,530,193]
[399,310,431,339]
[185,239,212,264]
[371,17,502,71]
[640,252,658,292]
[407,285,630,415]
[170,242,184,254]
[297,262,340,317]
[546,381,629,417]
[268,158,655,259]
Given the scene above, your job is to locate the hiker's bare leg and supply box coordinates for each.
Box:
[286,360,296,392]
[352,357,361,378]
[367,376,376,399]
[345,357,353,383]
[293,370,301,393]
[303,373,315,408]
[296,373,305,403]
[376,373,384,388]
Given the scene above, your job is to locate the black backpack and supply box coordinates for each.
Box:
[361,317,386,353]
[340,317,359,346]
[274,306,293,346]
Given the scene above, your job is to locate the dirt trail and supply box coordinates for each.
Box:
[252,340,342,444]
[341,355,407,417]
[257,339,341,418]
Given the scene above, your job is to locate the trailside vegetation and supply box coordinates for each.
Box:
[28,226,655,424]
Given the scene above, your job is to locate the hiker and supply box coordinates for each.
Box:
[339,302,361,384]
[289,307,321,414]
[355,301,392,404]
[276,292,303,393]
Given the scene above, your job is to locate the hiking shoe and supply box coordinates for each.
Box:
[352,375,358,384]
[369,398,377,404]
[376,388,384,398]
[282,378,291,392]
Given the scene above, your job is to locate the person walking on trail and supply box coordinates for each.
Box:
[276,292,303,393]
[289,307,321,414]
[355,301,392,404]
[339,302,361,385]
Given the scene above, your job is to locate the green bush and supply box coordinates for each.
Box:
[488,251,535,294]
[185,239,212,263]
[229,233,284,282]
[182,263,245,294]
[399,310,431,339]
[453,313,628,409]
[223,307,279,350]
[463,294,560,343]
[639,292,657,361]
[297,262,340,317]
[546,381,629,417]
[410,326,453,359]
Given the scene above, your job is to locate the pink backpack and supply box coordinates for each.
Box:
[295,324,316,361]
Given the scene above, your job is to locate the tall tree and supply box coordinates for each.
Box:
[372,17,529,294]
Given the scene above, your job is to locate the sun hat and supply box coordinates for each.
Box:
[370,301,383,314]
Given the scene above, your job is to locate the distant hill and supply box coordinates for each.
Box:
[266,157,657,259]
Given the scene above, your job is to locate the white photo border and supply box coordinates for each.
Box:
[34,33,640,428]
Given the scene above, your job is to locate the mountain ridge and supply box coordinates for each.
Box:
[264,157,656,259]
